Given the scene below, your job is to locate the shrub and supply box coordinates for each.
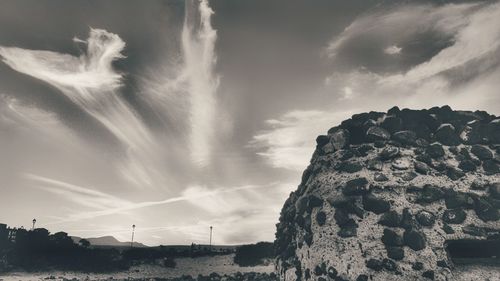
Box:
[234,242,274,266]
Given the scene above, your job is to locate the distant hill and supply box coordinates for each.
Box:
[71,235,147,248]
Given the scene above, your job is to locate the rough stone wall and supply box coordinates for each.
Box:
[275,106,500,281]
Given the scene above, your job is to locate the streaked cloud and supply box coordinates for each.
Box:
[0,1,230,245]
[177,181,292,244]
[383,2,500,84]
[138,0,222,168]
[0,95,64,134]
[45,181,272,225]
[251,110,353,171]
[182,182,281,215]
[182,0,220,166]
[0,29,124,91]
[0,94,119,188]
[1,0,499,246]
[35,179,291,244]
[324,1,500,114]
[25,174,131,210]
[253,1,500,176]
[326,3,477,74]
[0,28,166,189]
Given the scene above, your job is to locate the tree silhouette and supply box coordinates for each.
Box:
[79,239,90,248]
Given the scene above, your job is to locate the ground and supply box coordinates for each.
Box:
[0,254,274,281]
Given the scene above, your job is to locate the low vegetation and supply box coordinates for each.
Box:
[0,227,128,272]
[233,242,274,267]
[0,224,233,273]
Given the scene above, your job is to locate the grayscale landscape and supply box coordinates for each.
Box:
[0,0,499,280]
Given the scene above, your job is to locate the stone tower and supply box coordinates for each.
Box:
[275,106,499,281]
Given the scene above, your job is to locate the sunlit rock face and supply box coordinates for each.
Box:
[275,106,500,281]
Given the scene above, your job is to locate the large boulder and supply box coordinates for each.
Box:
[392,130,417,145]
[366,126,391,141]
[470,145,493,160]
[434,123,460,146]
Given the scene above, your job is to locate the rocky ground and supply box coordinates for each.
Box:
[0,272,277,281]
[0,254,274,281]
[275,106,500,281]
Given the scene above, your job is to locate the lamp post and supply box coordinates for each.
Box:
[209,226,213,252]
[32,219,36,230]
[131,224,136,248]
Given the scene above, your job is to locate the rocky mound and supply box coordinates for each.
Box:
[275,106,500,281]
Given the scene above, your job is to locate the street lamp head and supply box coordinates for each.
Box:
[130,224,136,248]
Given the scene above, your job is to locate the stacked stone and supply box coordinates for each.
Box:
[275,106,499,281]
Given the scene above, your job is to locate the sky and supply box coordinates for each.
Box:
[0,0,499,246]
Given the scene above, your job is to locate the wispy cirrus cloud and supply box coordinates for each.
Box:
[0,28,166,189]
[0,31,124,91]
[178,181,292,244]
[25,174,131,210]
[0,95,63,134]
[4,0,499,246]
[326,3,478,74]
[43,181,273,225]
[382,2,500,84]
[0,95,120,191]
[252,1,500,174]
[182,0,220,166]
[251,110,353,171]
[29,175,291,245]
[323,1,500,114]
[138,0,222,168]
[0,1,239,245]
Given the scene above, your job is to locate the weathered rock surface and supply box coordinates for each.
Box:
[275,106,499,281]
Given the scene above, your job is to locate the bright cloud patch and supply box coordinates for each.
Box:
[0,28,124,91]
[384,45,402,55]
[182,0,220,167]
[180,182,291,244]
[251,110,353,171]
